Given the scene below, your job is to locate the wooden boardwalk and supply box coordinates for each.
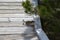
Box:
[0,0,38,40]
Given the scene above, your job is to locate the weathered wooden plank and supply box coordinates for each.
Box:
[0,22,24,27]
[0,17,33,22]
[0,0,26,2]
[0,6,24,10]
[0,35,38,40]
[0,14,33,17]
[0,2,22,6]
[0,18,8,22]
[10,17,33,22]
[0,27,33,34]
[0,9,24,13]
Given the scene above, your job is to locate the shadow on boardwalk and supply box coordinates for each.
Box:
[23,26,37,40]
